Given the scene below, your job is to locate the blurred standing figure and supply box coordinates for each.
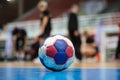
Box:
[115,24,120,60]
[68,5,82,60]
[38,1,52,39]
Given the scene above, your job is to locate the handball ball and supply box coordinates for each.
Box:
[39,35,75,71]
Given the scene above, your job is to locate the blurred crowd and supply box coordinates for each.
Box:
[0,1,108,63]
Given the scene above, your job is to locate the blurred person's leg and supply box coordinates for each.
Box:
[32,35,45,63]
[69,32,82,60]
[115,36,120,60]
[74,36,82,60]
[31,40,40,60]
[15,42,25,61]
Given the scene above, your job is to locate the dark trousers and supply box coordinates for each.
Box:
[69,31,82,60]
[40,32,50,39]
[115,36,120,59]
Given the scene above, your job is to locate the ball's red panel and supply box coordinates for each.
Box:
[66,46,73,58]
[46,46,57,58]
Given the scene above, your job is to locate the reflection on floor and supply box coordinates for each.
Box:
[0,68,120,80]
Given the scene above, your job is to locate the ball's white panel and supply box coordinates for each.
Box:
[54,35,65,39]
[64,57,74,68]
[63,37,74,47]
[43,54,71,70]
[44,37,56,47]
[39,45,46,59]
[42,53,55,68]
[43,55,65,70]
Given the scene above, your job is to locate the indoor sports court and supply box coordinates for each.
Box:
[0,62,120,80]
[0,0,120,80]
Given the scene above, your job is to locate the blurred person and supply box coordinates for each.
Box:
[68,4,82,60]
[38,1,52,39]
[12,27,19,51]
[12,28,27,61]
[32,0,52,62]
[81,30,100,62]
[115,24,120,60]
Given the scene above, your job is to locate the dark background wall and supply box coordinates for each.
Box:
[0,0,39,24]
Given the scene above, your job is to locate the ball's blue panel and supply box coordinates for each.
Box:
[40,57,66,71]
[54,52,68,65]
[54,40,67,52]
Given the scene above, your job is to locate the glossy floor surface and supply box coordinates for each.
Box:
[0,67,120,80]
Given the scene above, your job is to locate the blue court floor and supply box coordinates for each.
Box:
[0,68,120,80]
